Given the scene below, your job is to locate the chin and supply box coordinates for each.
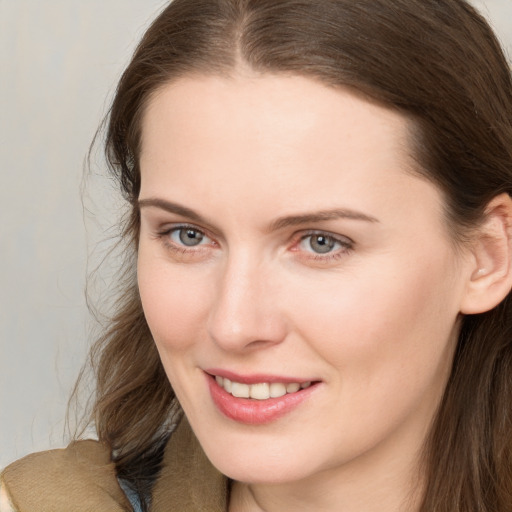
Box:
[197,431,321,485]
[215,458,312,485]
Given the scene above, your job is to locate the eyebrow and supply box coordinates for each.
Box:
[269,209,379,231]
[138,198,208,224]
[138,197,379,232]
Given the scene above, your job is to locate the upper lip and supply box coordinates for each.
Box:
[205,368,318,385]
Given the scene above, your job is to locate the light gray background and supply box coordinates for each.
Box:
[1,0,511,468]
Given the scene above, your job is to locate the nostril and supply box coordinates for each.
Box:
[245,338,276,350]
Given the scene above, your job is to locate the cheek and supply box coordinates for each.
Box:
[279,255,462,452]
[288,252,461,383]
[137,254,211,351]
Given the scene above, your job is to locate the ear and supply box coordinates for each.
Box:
[460,193,512,314]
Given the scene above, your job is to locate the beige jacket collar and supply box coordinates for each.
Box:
[152,417,229,511]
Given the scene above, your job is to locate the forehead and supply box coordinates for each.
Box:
[140,74,414,177]
[140,73,411,162]
[138,73,443,234]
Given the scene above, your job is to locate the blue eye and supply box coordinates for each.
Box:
[170,227,207,247]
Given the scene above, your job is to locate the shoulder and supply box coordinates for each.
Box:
[0,440,132,512]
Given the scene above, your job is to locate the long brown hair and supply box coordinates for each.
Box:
[83,0,512,509]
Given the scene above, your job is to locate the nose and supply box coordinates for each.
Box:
[207,251,288,353]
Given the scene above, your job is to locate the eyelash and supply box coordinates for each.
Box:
[155,225,354,262]
[295,231,354,262]
[156,224,215,255]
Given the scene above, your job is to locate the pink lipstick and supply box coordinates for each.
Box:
[205,371,319,425]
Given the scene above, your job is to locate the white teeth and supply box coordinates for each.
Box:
[215,376,312,400]
[286,383,300,393]
[269,382,287,398]
[250,383,270,400]
[231,382,250,398]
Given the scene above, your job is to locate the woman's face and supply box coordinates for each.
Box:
[137,74,472,486]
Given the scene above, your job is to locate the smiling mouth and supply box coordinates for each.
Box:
[206,372,320,424]
[214,375,313,400]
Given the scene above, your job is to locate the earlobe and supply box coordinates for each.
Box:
[460,193,512,315]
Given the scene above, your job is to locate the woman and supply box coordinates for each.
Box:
[2,0,512,510]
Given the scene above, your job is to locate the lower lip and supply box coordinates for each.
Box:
[206,374,318,425]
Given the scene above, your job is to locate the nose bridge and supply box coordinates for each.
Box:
[207,248,285,351]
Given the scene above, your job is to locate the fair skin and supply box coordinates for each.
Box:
[136,73,511,512]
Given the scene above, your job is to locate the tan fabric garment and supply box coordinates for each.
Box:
[152,418,229,511]
[0,418,228,512]
[0,440,133,512]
